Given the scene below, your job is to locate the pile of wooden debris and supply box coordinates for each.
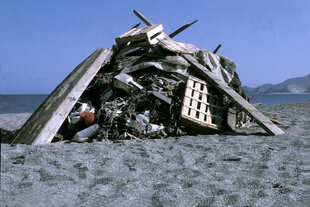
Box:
[11,10,284,145]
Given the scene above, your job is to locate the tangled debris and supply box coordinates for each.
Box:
[62,37,249,142]
[11,10,284,146]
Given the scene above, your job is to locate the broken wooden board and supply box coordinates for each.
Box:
[133,9,152,26]
[115,24,165,45]
[183,54,285,136]
[11,48,113,145]
[158,36,199,54]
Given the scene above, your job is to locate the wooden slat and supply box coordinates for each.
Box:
[115,24,164,45]
[133,9,152,26]
[183,54,285,136]
[158,37,199,54]
[213,44,222,54]
[181,75,223,131]
[131,23,141,29]
[11,48,113,145]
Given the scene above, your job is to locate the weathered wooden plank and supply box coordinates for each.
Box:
[11,48,113,145]
[133,9,152,26]
[183,54,285,136]
[158,37,199,54]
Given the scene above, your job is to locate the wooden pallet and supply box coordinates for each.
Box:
[181,75,224,133]
[11,48,113,145]
[183,54,285,136]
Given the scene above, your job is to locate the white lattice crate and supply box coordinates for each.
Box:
[180,75,224,133]
[115,24,165,45]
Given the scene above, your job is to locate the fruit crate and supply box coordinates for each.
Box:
[115,24,165,46]
[180,75,224,133]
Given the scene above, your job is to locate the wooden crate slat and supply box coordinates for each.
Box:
[115,24,164,45]
[183,54,285,136]
[181,75,224,131]
[158,36,199,54]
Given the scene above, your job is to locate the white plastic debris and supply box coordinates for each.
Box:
[127,121,146,134]
[126,110,168,137]
[126,111,151,135]
[113,73,143,94]
[136,111,150,125]
[195,50,235,84]
[147,124,164,133]
[146,123,166,137]
[72,124,100,143]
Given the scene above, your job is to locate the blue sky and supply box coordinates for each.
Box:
[0,0,309,94]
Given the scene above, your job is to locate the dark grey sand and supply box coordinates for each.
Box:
[1,102,310,206]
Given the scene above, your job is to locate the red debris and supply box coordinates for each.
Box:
[80,111,96,127]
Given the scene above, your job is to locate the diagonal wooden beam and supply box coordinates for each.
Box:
[169,19,198,38]
[131,23,141,29]
[213,44,222,54]
[133,9,153,26]
[11,48,113,145]
[183,54,285,136]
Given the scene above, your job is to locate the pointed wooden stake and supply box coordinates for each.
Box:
[169,19,198,38]
[133,10,152,26]
[213,44,222,54]
[131,23,141,29]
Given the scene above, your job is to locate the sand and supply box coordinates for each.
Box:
[1,101,310,206]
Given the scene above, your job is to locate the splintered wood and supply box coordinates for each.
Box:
[115,24,165,46]
[181,75,224,134]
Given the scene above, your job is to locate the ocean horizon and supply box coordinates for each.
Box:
[246,92,310,106]
[0,93,310,114]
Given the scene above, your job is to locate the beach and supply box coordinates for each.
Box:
[1,101,310,206]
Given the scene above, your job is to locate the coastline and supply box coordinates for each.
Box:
[252,92,310,95]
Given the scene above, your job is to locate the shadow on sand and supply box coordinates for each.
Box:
[219,130,268,136]
[1,129,17,144]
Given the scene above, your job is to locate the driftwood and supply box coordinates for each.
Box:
[11,48,113,145]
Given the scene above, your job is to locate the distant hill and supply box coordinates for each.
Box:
[243,73,310,94]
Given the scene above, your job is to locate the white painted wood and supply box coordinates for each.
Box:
[115,24,164,45]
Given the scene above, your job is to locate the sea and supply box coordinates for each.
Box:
[0,93,310,114]
[247,93,310,106]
